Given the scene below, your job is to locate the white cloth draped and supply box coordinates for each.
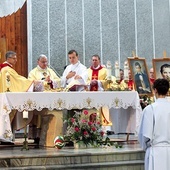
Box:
[0,0,26,17]
[0,91,142,142]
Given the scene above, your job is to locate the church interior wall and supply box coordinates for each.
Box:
[28,0,170,76]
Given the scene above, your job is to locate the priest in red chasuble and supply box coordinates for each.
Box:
[87,54,112,127]
[87,54,108,91]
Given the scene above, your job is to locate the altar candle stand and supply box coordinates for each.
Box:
[124,61,129,89]
[106,61,112,90]
[115,61,120,82]
[124,61,129,81]
[21,111,29,151]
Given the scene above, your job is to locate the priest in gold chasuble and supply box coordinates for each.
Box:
[0,51,34,141]
[0,55,33,93]
[28,54,61,91]
[87,54,108,91]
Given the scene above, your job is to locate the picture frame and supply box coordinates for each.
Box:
[152,58,170,80]
[128,57,152,96]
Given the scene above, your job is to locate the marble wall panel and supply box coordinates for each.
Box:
[66,0,84,64]
[153,0,170,58]
[119,0,135,69]
[136,0,153,69]
[101,0,118,70]
[29,0,170,76]
[49,0,66,76]
[84,0,100,67]
[32,0,48,68]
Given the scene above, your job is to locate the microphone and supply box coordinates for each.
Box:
[48,64,61,77]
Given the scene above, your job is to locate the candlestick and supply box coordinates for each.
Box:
[115,61,120,81]
[23,110,28,119]
[21,117,29,151]
[106,61,112,80]
[124,61,129,81]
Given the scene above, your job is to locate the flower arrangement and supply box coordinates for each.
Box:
[64,110,104,147]
[140,95,153,109]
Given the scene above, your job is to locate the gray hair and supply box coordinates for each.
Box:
[37,54,47,61]
[5,51,16,59]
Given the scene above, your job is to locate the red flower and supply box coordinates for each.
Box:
[83,110,88,115]
[71,118,75,123]
[75,127,79,132]
[88,122,93,126]
[97,121,101,125]
[91,127,96,131]
[100,131,104,136]
[82,119,87,123]
[83,131,88,136]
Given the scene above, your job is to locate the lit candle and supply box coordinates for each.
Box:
[124,61,129,81]
[5,71,10,88]
[106,61,112,80]
[23,110,28,119]
[115,61,120,80]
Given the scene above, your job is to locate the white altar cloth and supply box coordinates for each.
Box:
[0,91,142,142]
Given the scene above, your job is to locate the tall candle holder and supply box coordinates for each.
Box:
[124,60,129,81]
[123,60,129,90]
[115,61,120,83]
[106,61,113,90]
[21,111,29,151]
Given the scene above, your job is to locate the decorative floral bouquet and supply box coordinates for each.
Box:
[64,110,104,146]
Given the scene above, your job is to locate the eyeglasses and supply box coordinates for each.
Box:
[9,57,17,60]
[40,61,48,64]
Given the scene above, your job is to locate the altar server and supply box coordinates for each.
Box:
[138,78,170,170]
[61,50,88,89]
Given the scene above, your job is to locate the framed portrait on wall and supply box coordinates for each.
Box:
[128,57,152,96]
[152,58,170,80]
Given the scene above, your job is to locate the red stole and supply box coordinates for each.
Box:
[128,79,134,90]
[90,65,103,91]
[0,63,12,71]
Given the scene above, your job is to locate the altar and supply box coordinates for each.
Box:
[0,91,142,145]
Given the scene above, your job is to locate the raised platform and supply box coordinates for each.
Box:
[0,140,144,170]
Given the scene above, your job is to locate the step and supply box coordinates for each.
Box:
[1,160,144,169]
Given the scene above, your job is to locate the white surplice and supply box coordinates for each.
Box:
[61,61,88,88]
[138,98,170,170]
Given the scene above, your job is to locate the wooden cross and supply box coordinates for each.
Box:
[132,50,138,58]
[163,50,167,58]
